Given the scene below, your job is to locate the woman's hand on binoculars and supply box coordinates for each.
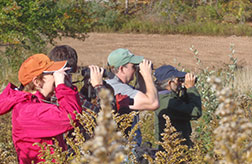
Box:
[54,67,71,87]
[89,65,104,87]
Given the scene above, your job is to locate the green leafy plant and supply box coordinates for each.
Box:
[0,0,93,85]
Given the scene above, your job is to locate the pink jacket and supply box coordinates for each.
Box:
[0,83,82,164]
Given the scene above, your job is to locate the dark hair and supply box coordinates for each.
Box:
[49,45,78,73]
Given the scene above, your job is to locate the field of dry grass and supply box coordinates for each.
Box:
[56,33,252,70]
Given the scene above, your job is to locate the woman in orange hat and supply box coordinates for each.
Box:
[0,54,103,164]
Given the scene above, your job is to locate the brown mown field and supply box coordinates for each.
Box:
[56,33,252,71]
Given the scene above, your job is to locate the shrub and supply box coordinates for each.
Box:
[0,0,95,88]
[86,1,128,32]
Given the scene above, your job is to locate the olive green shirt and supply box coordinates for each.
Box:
[154,87,202,148]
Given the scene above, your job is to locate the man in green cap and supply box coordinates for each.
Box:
[106,48,159,147]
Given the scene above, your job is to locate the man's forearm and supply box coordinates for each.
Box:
[143,74,159,107]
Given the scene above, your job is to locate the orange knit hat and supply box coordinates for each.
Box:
[18,54,67,86]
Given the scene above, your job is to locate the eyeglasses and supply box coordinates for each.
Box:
[123,64,136,70]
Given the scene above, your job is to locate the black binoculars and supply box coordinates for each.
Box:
[81,66,114,79]
[178,77,198,83]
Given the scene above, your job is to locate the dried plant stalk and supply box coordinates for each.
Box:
[71,88,129,164]
[209,76,252,164]
[145,115,189,164]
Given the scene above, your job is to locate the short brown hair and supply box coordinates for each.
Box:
[23,74,45,93]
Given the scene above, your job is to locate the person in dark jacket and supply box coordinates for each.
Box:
[153,65,202,150]
[48,45,104,113]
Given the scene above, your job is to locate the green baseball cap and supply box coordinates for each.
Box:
[108,48,144,68]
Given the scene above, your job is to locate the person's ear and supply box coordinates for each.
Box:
[32,76,43,89]
[165,81,171,90]
[118,65,125,73]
